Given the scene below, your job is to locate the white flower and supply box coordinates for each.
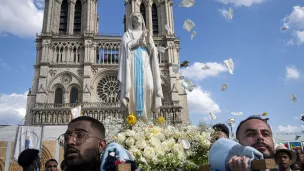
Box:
[155,147,165,156]
[128,146,139,157]
[140,156,147,164]
[135,139,147,149]
[155,133,166,141]
[143,146,155,159]
[149,137,161,147]
[117,133,126,143]
[173,143,184,154]
[125,129,136,137]
[125,137,135,147]
[134,132,145,141]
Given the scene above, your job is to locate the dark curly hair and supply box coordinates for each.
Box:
[212,123,230,138]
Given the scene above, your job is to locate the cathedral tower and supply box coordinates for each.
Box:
[25,0,189,125]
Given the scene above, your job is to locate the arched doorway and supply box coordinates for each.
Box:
[0,159,4,171]
[9,145,53,171]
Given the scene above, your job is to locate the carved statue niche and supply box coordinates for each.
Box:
[35,113,40,124]
[62,112,66,124]
[58,113,62,124]
[41,112,46,123]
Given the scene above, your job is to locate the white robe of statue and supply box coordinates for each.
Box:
[118,12,163,117]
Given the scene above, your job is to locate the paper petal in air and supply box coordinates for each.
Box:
[191,31,196,40]
[180,139,191,149]
[281,24,289,31]
[201,64,210,70]
[224,58,234,75]
[179,0,195,7]
[172,64,180,74]
[157,46,166,53]
[262,112,268,116]
[181,79,197,92]
[209,112,216,120]
[221,83,228,91]
[290,94,297,102]
[231,112,243,116]
[228,7,233,20]
[227,118,235,124]
[183,19,195,32]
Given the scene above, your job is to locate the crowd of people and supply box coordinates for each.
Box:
[211,116,304,171]
[16,115,304,171]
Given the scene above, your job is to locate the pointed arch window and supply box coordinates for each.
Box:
[152,3,159,35]
[55,88,63,104]
[74,0,82,34]
[70,87,79,104]
[140,3,146,25]
[59,0,68,34]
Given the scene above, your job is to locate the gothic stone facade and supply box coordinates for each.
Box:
[25,0,190,125]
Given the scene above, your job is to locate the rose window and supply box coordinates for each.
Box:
[97,75,119,103]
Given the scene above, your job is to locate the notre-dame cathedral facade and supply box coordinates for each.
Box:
[24,0,190,125]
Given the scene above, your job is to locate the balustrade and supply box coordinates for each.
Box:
[31,102,182,125]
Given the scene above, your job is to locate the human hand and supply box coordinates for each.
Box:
[227,156,251,171]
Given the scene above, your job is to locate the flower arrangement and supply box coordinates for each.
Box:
[109,115,213,171]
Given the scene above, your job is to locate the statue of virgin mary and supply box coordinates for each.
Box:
[118,12,163,118]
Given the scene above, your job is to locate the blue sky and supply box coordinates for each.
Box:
[0,0,303,133]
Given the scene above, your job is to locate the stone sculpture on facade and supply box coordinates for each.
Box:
[118,12,163,118]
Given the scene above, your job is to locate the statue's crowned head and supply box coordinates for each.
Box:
[129,12,147,31]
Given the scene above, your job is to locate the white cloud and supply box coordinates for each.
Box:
[0,92,27,125]
[285,66,300,80]
[282,6,304,45]
[181,62,227,81]
[217,0,264,7]
[219,9,229,19]
[277,125,304,133]
[296,30,304,44]
[0,0,43,37]
[283,6,304,30]
[187,87,221,115]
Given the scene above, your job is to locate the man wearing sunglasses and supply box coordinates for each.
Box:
[59,116,107,171]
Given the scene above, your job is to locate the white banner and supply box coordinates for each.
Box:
[13,126,44,160]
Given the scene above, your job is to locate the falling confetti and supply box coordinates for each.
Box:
[157,46,167,53]
[172,64,180,74]
[179,0,195,7]
[281,24,289,31]
[227,118,235,124]
[290,94,297,103]
[231,112,243,116]
[191,31,196,40]
[224,58,234,75]
[209,112,216,120]
[262,112,268,116]
[221,83,228,91]
[180,60,190,68]
[228,7,233,20]
[183,19,195,32]
[180,79,197,92]
[201,64,210,70]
